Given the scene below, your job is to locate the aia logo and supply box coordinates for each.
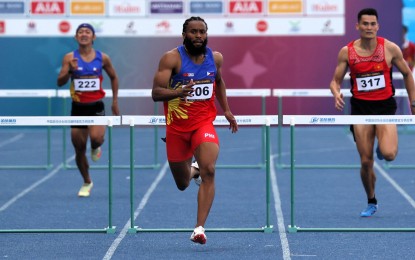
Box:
[31,1,65,15]
[0,21,4,34]
[229,0,262,14]
[59,21,71,33]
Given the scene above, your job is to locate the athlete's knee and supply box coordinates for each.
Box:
[360,158,373,171]
[383,150,397,162]
[201,163,216,181]
[175,180,190,191]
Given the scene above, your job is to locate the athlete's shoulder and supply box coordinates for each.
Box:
[158,47,181,70]
[383,38,401,53]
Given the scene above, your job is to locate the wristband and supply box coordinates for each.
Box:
[412,101,415,108]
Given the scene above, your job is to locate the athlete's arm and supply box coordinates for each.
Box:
[388,40,415,115]
[57,53,74,87]
[152,50,193,102]
[213,51,238,133]
[329,46,349,111]
[102,53,120,116]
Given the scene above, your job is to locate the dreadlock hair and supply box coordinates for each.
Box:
[182,16,208,33]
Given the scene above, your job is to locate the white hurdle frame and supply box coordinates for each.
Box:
[284,115,415,232]
[0,90,56,169]
[121,115,277,234]
[0,116,120,233]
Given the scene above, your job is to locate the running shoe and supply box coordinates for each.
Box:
[78,182,93,197]
[191,161,202,186]
[375,145,384,160]
[91,147,102,162]
[190,226,207,244]
[360,203,378,217]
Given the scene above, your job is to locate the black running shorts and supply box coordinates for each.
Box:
[70,100,105,128]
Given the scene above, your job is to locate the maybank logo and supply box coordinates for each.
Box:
[71,1,105,15]
[309,117,335,124]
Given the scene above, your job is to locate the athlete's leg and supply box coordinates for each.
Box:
[353,124,377,200]
[71,127,90,183]
[375,124,398,161]
[89,125,105,149]
[169,158,194,191]
[193,142,219,228]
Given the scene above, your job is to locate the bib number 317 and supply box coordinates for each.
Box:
[356,74,385,92]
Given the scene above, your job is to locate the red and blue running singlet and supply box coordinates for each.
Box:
[70,50,105,103]
[164,45,217,132]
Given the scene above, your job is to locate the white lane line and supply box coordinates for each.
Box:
[0,156,75,212]
[346,134,415,208]
[374,163,415,209]
[271,154,291,260]
[103,161,169,260]
[0,133,24,148]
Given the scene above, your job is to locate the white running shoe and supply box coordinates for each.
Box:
[191,161,202,186]
[190,226,207,244]
[78,182,93,197]
[91,147,102,162]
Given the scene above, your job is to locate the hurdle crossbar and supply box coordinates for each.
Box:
[284,115,415,232]
[122,115,276,233]
[0,116,119,233]
[0,90,56,170]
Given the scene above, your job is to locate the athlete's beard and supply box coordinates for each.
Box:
[183,37,208,56]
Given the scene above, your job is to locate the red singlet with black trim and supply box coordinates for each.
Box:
[348,37,394,101]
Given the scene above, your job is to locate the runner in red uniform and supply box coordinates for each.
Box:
[330,8,415,217]
[152,17,238,244]
[57,23,120,197]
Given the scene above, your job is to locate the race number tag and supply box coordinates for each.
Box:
[187,83,213,101]
[356,73,385,92]
[73,78,100,92]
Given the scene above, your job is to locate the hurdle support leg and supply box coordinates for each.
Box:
[107,123,116,233]
[263,122,274,233]
[128,120,139,234]
[288,120,297,233]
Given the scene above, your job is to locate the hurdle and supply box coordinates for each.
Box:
[0,89,55,170]
[285,115,415,232]
[273,89,357,169]
[223,89,271,169]
[0,116,119,233]
[273,85,411,169]
[57,89,162,170]
[122,115,276,234]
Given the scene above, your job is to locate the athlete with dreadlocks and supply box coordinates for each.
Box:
[152,17,238,244]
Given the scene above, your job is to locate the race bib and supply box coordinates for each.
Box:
[74,78,100,92]
[187,83,213,101]
[356,73,385,92]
